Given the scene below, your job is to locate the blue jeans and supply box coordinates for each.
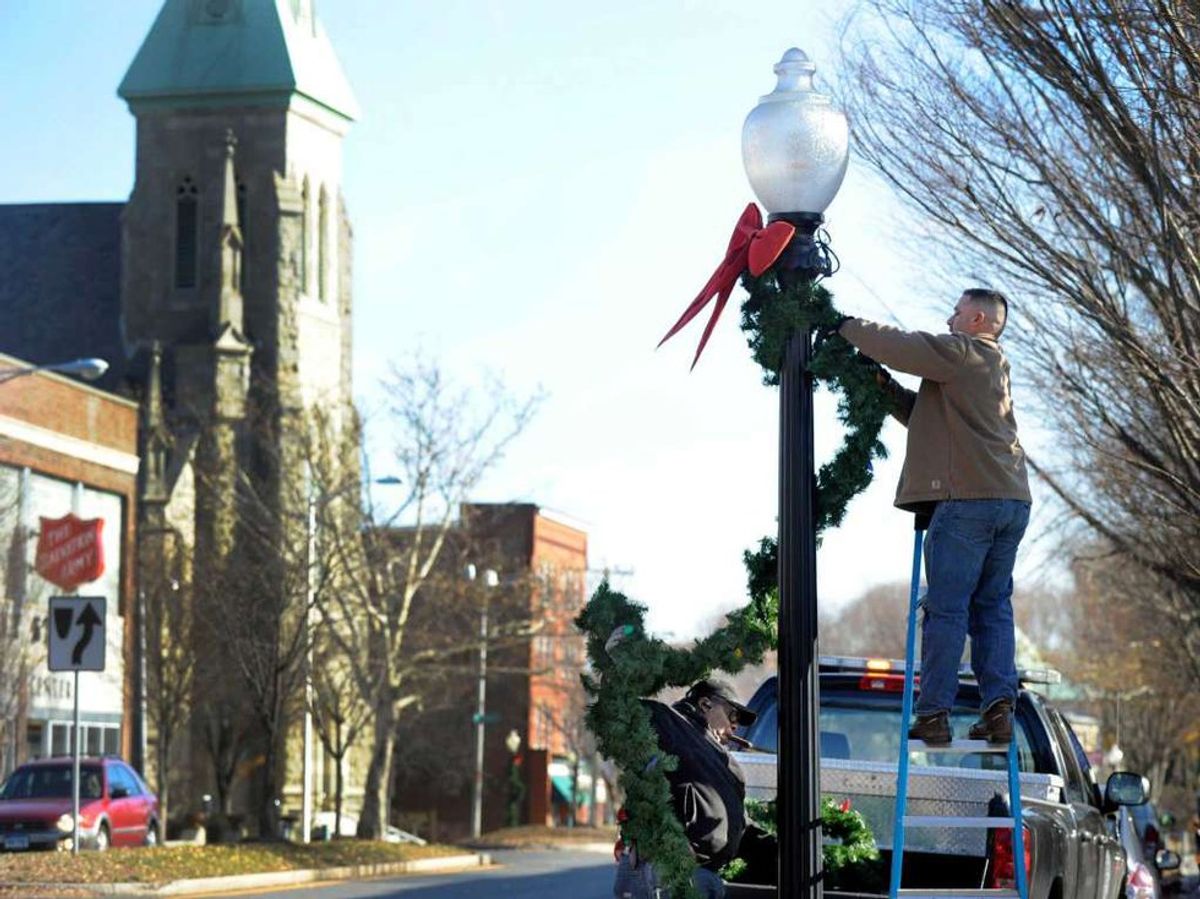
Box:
[916,499,1031,716]
[613,853,726,898]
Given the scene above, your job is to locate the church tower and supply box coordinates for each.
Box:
[118,0,357,422]
[119,0,358,824]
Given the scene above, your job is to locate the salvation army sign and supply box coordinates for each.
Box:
[35,514,105,591]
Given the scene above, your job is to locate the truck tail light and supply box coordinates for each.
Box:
[987,824,1031,889]
[1127,861,1155,899]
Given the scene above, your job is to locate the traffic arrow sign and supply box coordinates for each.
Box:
[47,597,106,672]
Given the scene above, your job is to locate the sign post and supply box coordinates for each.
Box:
[48,596,106,855]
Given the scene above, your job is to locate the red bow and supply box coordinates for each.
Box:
[658,203,795,369]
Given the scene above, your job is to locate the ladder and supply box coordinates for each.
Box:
[887,528,1028,899]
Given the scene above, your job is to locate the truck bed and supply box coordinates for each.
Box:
[737,753,1064,856]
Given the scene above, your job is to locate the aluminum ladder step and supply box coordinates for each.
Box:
[899,891,1020,899]
[902,815,1014,829]
[908,739,1009,754]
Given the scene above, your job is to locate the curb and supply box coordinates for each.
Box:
[16,852,491,897]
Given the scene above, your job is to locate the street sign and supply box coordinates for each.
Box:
[36,515,105,591]
[472,712,501,725]
[48,597,106,672]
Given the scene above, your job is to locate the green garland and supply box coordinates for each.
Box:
[577,269,894,897]
[576,578,776,899]
[722,797,880,883]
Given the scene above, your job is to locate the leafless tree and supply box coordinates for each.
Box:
[838,2,1200,657]
[309,635,370,838]
[316,358,541,839]
[820,582,909,660]
[190,404,357,839]
[139,525,194,842]
[1050,552,1200,809]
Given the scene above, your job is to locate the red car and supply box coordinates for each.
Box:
[0,757,159,851]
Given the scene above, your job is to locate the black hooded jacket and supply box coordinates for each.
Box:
[643,698,747,870]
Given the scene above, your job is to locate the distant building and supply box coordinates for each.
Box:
[0,0,360,831]
[0,354,140,777]
[390,503,608,839]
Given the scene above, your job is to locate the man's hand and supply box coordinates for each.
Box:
[605,624,637,654]
[813,315,854,349]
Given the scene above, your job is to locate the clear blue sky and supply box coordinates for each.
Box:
[0,1,1061,639]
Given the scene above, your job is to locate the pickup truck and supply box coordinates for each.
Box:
[728,658,1147,898]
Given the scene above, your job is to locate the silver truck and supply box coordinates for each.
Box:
[728,658,1153,898]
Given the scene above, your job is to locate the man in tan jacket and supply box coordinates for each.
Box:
[837,289,1031,745]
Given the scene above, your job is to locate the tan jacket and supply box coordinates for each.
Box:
[839,318,1031,511]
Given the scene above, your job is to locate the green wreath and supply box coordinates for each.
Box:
[723,797,880,884]
[576,272,892,898]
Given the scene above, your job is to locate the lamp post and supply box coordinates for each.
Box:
[0,357,108,385]
[467,564,499,839]
[504,728,523,827]
[741,48,849,898]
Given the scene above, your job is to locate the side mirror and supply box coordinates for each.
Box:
[1104,771,1146,807]
[110,786,129,800]
[1156,848,1181,872]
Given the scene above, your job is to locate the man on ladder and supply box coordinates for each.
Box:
[837,289,1031,745]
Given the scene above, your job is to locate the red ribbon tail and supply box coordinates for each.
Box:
[689,281,736,370]
[658,273,721,348]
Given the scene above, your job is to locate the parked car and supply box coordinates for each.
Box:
[1129,801,1164,863]
[1116,803,1180,899]
[730,658,1147,898]
[0,757,158,852]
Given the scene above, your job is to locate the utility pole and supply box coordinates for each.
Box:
[468,564,498,839]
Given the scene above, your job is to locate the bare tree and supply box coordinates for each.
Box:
[140,526,194,842]
[317,358,541,839]
[309,636,370,838]
[190,404,356,839]
[820,582,909,660]
[1052,552,1200,807]
[837,1,1200,657]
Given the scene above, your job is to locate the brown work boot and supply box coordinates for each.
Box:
[968,699,1013,744]
[908,711,952,745]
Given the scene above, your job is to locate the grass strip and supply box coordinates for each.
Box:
[0,840,463,885]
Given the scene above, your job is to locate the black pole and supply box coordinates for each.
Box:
[773,212,827,898]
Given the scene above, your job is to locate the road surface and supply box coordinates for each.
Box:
[199,848,614,899]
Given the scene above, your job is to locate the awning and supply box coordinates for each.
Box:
[550,774,591,806]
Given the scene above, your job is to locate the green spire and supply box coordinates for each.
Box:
[118,0,358,121]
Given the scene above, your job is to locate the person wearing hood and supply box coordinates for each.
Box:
[613,678,756,899]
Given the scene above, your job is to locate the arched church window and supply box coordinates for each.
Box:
[175,177,199,289]
[300,177,310,293]
[318,186,329,302]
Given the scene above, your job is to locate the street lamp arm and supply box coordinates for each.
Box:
[0,357,109,385]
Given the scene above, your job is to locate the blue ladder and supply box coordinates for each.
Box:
[887,528,1028,899]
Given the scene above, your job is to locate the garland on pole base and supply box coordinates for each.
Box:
[578,219,895,896]
[576,577,776,899]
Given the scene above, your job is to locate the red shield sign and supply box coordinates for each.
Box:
[35,514,106,591]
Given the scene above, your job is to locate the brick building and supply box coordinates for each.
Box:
[390,503,609,839]
[0,354,140,778]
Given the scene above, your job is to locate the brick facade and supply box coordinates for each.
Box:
[0,355,140,772]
